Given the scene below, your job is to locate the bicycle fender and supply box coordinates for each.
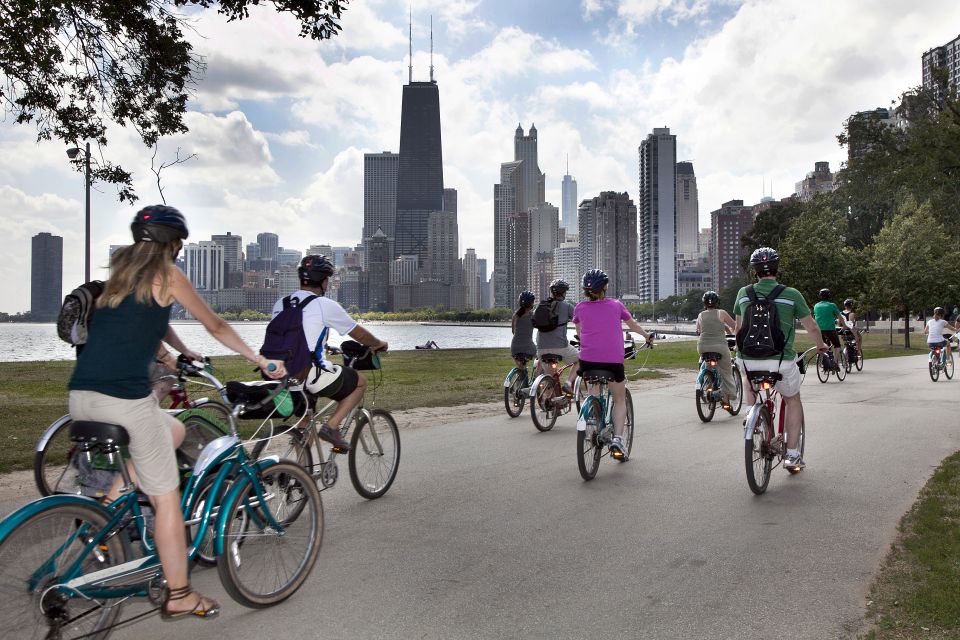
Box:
[743,405,761,441]
[576,396,598,431]
[528,373,550,397]
[35,414,72,453]
[0,494,108,544]
[503,368,520,388]
[213,456,280,557]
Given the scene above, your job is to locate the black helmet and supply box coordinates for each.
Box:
[843,298,855,309]
[131,205,189,244]
[582,269,609,293]
[298,255,335,285]
[549,279,569,296]
[518,291,535,306]
[819,288,831,300]
[934,306,945,316]
[702,291,719,307]
[749,247,779,276]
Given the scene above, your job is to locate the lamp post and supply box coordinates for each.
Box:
[66,143,91,282]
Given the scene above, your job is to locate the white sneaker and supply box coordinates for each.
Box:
[610,436,628,461]
[784,454,805,472]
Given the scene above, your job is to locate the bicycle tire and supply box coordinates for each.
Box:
[855,348,863,371]
[531,377,558,432]
[574,377,586,413]
[816,354,829,383]
[836,351,847,381]
[695,373,716,423]
[729,365,744,416]
[946,353,955,380]
[34,418,92,497]
[349,409,401,499]
[503,371,526,418]
[929,357,940,382]
[576,401,603,481]
[0,502,127,639]
[622,389,634,461]
[217,461,323,608]
[745,407,773,495]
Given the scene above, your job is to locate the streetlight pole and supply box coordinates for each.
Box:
[84,142,90,283]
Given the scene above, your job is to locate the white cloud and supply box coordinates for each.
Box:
[263,130,319,148]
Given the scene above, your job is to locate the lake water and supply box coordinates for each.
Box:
[0,322,693,362]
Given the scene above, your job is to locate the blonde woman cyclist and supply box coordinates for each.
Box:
[68,206,285,620]
[696,291,737,411]
[573,269,653,460]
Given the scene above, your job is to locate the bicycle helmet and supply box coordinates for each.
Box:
[582,269,609,293]
[518,291,535,306]
[749,247,779,276]
[549,279,569,296]
[702,291,719,308]
[819,288,832,300]
[131,205,189,244]
[843,298,855,309]
[298,254,336,286]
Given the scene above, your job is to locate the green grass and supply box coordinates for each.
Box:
[859,451,960,639]
[0,332,930,474]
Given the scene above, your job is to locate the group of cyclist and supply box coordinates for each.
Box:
[510,272,654,459]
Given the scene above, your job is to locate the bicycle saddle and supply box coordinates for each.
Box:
[541,354,563,364]
[581,369,614,382]
[701,351,722,363]
[69,421,131,446]
[745,371,782,384]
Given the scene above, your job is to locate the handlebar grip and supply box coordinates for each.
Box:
[267,363,277,372]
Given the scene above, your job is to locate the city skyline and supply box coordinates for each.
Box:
[3,2,959,312]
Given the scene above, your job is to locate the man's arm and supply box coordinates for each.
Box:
[348,325,388,352]
[799,315,829,352]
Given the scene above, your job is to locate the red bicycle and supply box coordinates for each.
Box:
[528,355,584,432]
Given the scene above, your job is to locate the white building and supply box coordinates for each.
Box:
[554,241,581,304]
[561,164,577,237]
[184,241,224,291]
[463,248,479,309]
[390,255,419,285]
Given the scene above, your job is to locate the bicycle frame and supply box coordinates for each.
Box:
[528,359,576,400]
[502,358,532,390]
[577,382,613,436]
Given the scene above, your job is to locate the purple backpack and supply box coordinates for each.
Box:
[260,295,318,379]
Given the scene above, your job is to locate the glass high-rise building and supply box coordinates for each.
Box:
[561,161,577,237]
[638,127,678,303]
[256,232,279,263]
[31,232,63,321]
[675,162,699,259]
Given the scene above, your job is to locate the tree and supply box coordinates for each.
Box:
[778,202,862,306]
[740,198,807,262]
[863,198,960,348]
[0,1,348,201]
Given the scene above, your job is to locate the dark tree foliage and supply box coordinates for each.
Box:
[739,198,807,269]
[0,1,348,201]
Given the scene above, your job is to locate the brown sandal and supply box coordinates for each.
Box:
[161,584,220,620]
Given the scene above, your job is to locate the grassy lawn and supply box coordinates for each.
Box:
[0,331,931,474]
[859,451,960,639]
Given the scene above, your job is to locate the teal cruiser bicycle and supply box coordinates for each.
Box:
[0,377,323,639]
[503,354,534,417]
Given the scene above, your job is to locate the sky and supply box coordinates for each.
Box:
[3,0,959,314]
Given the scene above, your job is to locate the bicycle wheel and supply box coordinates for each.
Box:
[695,373,716,423]
[836,352,847,381]
[729,365,744,416]
[349,409,401,499]
[217,461,323,608]
[855,347,863,371]
[0,503,127,639]
[530,377,558,432]
[946,353,955,380]
[745,407,773,495]
[929,357,940,381]
[35,420,119,499]
[622,389,634,461]
[574,377,587,413]
[816,354,829,383]
[576,401,603,481]
[503,370,526,418]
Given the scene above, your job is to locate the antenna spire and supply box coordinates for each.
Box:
[408,6,413,84]
[566,153,569,175]
[429,15,434,83]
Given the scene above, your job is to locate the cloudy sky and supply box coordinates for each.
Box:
[3,0,959,314]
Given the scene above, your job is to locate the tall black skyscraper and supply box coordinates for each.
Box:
[31,232,63,321]
[394,18,444,268]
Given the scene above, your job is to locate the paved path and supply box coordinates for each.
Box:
[8,354,960,639]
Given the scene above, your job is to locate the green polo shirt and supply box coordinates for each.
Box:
[733,278,811,360]
[813,300,842,331]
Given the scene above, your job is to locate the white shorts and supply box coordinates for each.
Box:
[738,357,802,398]
[538,343,579,363]
[304,364,344,395]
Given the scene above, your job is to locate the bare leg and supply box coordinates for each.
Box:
[150,490,218,614]
[782,393,804,451]
[610,381,627,438]
[327,375,367,429]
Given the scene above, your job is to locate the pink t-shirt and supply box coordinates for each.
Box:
[573,298,632,363]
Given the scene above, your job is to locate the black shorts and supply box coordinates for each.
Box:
[821,329,841,348]
[317,366,360,402]
[577,360,626,383]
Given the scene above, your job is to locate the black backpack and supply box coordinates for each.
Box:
[736,284,790,358]
[532,299,560,332]
[260,295,319,379]
[56,280,106,346]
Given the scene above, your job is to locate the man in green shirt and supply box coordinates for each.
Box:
[813,288,843,370]
[734,247,828,472]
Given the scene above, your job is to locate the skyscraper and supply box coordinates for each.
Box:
[31,232,63,321]
[922,34,960,104]
[638,127,678,303]
[561,160,577,237]
[675,162,699,259]
[212,231,244,288]
[528,201,559,293]
[463,248,479,309]
[184,241,224,291]
[366,228,391,312]
[256,232,279,263]
[493,160,523,308]
[363,151,399,267]
[514,124,545,209]
[711,200,755,292]
[579,192,637,299]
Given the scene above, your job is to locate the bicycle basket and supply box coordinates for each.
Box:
[226,381,309,419]
[340,340,381,370]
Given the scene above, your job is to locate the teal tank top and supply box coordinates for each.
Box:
[69,293,171,399]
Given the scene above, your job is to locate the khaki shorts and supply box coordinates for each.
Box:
[738,357,802,398]
[538,343,579,364]
[68,390,180,496]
